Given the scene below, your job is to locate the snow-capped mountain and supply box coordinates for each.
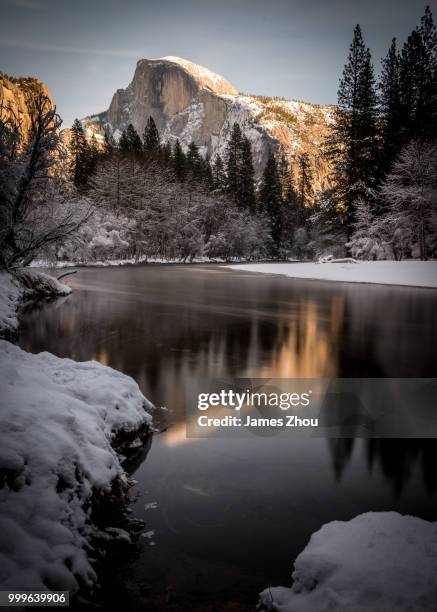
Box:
[82,56,335,189]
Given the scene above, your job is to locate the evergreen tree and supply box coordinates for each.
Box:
[87,134,100,178]
[102,130,115,156]
[259,152,282,257]
[239,136,256,212]
[326,25,379,227]
[119,123,142,154]
[398,8,437,142]
[379,38,402,175]
[201,156,213,190]
[172,139,186,182]
[143,116,160,154]
[69,118,91,188]
[296,153,313,224]
[160,141,172,165]
[225,122,242,201]
[212,154,226,191]
[278,155,298,210]
[224,123,255,210]
[186,141,203,183]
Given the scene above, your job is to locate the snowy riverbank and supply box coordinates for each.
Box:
[0,270,154,594]
[227,261,437,288]
[0,340,153,593]
[259,512,437,612]
[0,270,72,337]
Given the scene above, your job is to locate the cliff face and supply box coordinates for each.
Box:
[83,56,334,191]
[0,73,53,141]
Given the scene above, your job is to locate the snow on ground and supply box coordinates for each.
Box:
[227,261,437,288]
[0,340,153,592]
[0,270,71,337]
[259,512,437,612]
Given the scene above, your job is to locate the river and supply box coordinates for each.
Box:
[18,264,437,611]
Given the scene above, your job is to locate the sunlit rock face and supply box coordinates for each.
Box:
[0,73,53,143]
[82,56,335,187]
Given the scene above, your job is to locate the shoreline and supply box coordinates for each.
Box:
[226,261,437,290]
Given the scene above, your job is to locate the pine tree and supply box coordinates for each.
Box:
[102,130,115,156]
[200,156,213,190]
[186,141,203,183]
[119,123,142,154]
[398,7,437,142]
[418,6,437,139]
[326,25,379,227]
[237,137,255,212]
[69,118,90,188]
[296,153,313,224]
[212,154,226,191]
[172,139,186,182]
[224,124,256,210]
[143,116,160,154]
[225,122,242,201]
[379,38,402,175]
[259,152,282,257]
[87,134,100,178]
[160,141,172,165]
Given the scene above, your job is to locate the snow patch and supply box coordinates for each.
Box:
[259,512,437,612]
[155,56,237,94]
[227,261,437,288]
[0,340,152,592]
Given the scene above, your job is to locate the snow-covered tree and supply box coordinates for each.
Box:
[307,189,348,259]
[381,140,437,260]
[0,95,90,269]
[346,198,391,259]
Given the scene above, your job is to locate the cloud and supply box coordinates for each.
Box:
[0,37,141,59]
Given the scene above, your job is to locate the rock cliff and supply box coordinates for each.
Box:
[0,72,53,141]
[83,57,335,190]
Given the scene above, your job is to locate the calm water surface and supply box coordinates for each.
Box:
[18,265,437,611]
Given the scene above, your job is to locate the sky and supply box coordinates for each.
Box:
[1,0,436,127]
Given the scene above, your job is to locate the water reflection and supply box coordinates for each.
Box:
[329,438,437,496]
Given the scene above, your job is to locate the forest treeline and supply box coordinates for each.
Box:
[1,7,436,267]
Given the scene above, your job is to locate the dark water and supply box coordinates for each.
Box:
[18,265,437,611]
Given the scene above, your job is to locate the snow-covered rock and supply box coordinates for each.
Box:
[82,56,334,188]
[259,512,437,612]
[0,270,71,338]
[0,340,153,593]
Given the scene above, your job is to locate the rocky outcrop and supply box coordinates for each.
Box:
[82,57,335,190]
[0,72,53,142]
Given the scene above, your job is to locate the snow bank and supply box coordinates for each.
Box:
[0,272,22,337]
[259,512,437,612]
[0,340,153,593]
[0,270,71,337]
[227,261,437,288]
